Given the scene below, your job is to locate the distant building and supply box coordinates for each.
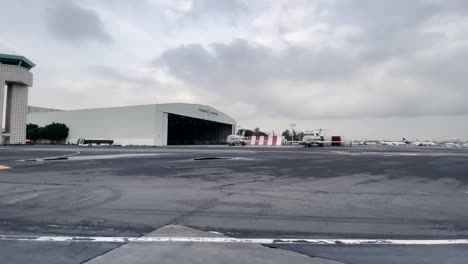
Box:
[28,106,62,114]
[28,103,236,146]
[0,53,35,145]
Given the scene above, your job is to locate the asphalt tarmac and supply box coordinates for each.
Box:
[0,145,467,263]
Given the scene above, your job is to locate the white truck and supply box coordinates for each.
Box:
[226,135,247,146]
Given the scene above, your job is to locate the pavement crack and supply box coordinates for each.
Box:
[261,244,349,264]
[168,197,221,225]
[80,239,129,264]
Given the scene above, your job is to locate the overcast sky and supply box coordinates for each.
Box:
[1,0,467,140]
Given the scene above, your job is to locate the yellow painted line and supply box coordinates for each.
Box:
[0,165,11,170]
[332,151,348,154]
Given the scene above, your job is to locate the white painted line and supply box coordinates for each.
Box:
[1,235,468,245]
[4,193,39,204]
[69,153,161,160]
[399,153,421,156]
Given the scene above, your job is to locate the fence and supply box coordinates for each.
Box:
[246,136,283,146]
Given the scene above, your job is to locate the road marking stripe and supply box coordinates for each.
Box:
[331,151,347,154]
[0,235,467,245]
[0,165,11,170]
[399,153,421,156]
[5,193,39,204]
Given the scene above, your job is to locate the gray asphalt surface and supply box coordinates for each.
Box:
[0,145,467,263]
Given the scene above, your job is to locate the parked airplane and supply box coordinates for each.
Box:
[443,138,463,148]
[380,138,437,147]
[302,128,328,147]
[380,139,406,146]
[303,134,325,147]
[356,140,378,145]
[445,142,461,148]
[421,141,437,146]
[410,140,437,146]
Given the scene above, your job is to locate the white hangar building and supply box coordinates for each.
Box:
[27,103,236,146]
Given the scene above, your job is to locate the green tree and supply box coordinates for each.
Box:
[38,127,49,141]
[282,129,302,141]
[27,123,38,131]
[26,123,40,141]
[253,127,267,136]
[238,129,254,137]
[243,129,253,137]
[26,123,70,143]
[27,128,40,141]
[238,128,269,137]
[44,123,69,143]
[297,132,305,141]
[237,129,247,136]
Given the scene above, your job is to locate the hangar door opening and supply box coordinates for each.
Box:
[167,113,233,145]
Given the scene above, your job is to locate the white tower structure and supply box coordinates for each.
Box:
[0,54,34,145]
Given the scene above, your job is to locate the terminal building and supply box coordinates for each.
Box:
[0,54,34,145]
[27,103,236,146]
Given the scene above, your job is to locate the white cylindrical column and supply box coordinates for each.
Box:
[6,84,29,144]
[0,79,4,144]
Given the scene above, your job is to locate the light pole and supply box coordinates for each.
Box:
[289,123,296,143]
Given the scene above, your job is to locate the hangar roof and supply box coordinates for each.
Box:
[28,103,237,125]
[157,103,236,125]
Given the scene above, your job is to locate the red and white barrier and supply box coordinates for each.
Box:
[246,136,283,146]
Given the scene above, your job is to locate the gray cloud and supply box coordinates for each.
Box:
[155,39,359,88]
[325,0,468,62]
[189,0,248,24]
[88,66,157,88]
[31,64,179,110]
[154,29,468,119]
[4,0,468,139]
[45,1,111,44]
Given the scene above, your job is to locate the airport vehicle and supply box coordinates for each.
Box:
[226,135,247,146]
[76,138,114,147]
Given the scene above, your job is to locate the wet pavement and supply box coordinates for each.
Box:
[0,145,467,263]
